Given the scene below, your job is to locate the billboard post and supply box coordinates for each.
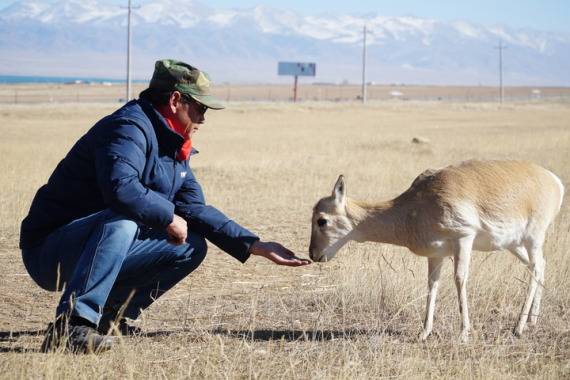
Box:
[278,62,316,102]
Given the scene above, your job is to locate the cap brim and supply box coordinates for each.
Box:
[190,94,225,110]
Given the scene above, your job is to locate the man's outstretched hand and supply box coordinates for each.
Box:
[249,241,311,266]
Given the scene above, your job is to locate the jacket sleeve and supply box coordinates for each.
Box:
[94,120,175,228]
[173,169,259,263]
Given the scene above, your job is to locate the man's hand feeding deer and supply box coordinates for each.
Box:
[309,160,564,342]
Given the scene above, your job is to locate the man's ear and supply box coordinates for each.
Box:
[169,91,183,113]
[332,175,346,207]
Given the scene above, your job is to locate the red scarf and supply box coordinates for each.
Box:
[162,115,192,161]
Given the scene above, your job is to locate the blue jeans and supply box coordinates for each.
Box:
[21,209,207,326]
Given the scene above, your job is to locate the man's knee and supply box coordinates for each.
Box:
[101,210,139,241]
[111,219,139,238]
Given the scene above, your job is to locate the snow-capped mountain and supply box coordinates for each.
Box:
[1,0,569,85]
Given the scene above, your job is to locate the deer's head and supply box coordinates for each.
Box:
[309,175,355,262]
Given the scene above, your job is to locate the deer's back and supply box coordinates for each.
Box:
[396,160,564,253]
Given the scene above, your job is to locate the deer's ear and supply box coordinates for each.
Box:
[332,175,346,206]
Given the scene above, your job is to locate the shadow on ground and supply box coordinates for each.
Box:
[0,330,44,353]
[211,328,371,341]
[0,329,44,341]
[0,326,404,353]
[128,327,403,341]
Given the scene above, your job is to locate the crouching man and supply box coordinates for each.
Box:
[20,59,310,353]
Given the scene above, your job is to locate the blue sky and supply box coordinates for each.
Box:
[1,0,569,32]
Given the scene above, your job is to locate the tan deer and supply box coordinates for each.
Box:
[309,160,564,342]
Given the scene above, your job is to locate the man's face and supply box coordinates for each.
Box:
[173,93,207,139]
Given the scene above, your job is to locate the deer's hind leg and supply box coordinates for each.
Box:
[528,255,545,326]
[453,235,475,343]
[514,238,545,336]
[508,245,529,266]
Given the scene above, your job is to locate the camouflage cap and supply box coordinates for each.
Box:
[148,59,224,110]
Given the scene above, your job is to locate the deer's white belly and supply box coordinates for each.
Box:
[472,219,526,251]
[415,218,526,257]
[452,201,527,252]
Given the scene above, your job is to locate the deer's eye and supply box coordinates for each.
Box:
[317,218,328,227]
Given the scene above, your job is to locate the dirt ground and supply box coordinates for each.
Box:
[0,97,569,378]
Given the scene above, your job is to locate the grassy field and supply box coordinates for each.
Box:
[0,98,569,378]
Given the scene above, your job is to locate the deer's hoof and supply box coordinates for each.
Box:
[514,321,526,337]
[527,316,538,327]
[419,330,431,342]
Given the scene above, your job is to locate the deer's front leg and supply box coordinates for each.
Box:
[420,257,444,341]
[453,236,474,343]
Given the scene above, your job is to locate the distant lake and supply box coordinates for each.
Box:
[0,75,148,85]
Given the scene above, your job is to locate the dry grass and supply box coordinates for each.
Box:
[0,98,569,379]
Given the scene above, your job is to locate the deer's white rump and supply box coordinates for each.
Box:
[309,160,564,341]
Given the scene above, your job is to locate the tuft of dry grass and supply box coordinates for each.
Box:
[1,98,569,379]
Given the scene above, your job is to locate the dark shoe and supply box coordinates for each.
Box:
[98,317,142,336]
[41,316,114,354]
[68,324,115,353]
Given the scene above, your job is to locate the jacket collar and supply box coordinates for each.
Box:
[138,98,185,158]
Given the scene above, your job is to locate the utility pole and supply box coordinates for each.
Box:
[495,40,507,104]
[123,0,139,102]
[293,75,298,102]
[126,0,132,101]
[361,24,367,104]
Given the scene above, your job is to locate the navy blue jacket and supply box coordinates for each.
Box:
[20,99,258,263]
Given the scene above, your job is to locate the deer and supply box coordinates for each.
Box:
[309,160,564,342]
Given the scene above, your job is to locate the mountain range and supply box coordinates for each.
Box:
[1,0,569,85]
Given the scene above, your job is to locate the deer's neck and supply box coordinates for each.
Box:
[346,198,408,248]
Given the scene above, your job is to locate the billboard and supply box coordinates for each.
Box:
[278,62,316,77]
